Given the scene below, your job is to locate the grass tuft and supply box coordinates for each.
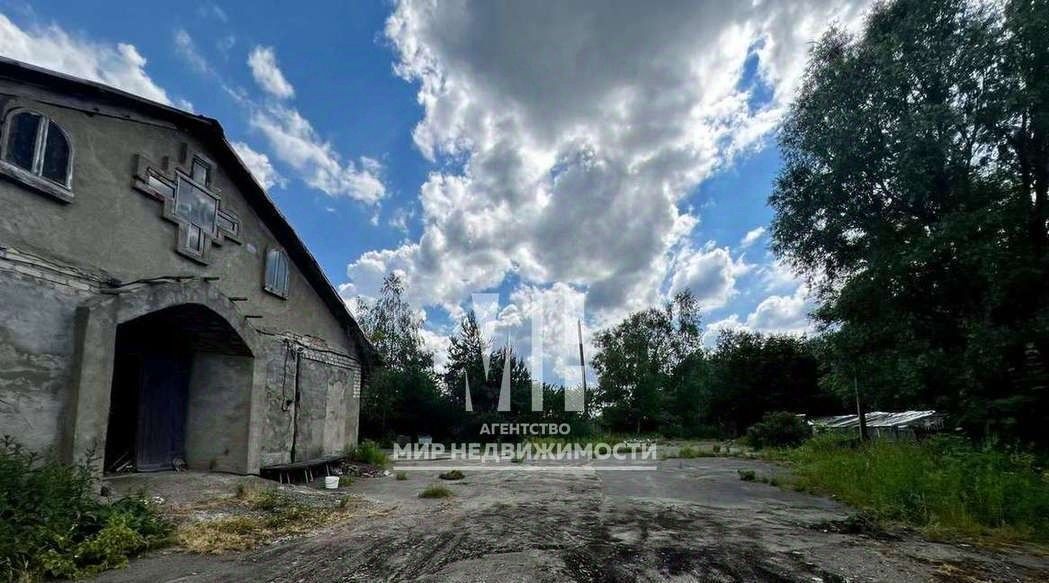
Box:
[439,470,464,480]
[678,446,699,459]
[179,485,361,553]
[395,471,408,481]
[344,441,389,467]
[664,444,717,459]
[419,484,453,499]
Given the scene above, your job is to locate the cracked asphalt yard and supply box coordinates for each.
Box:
[95,457,1049,582]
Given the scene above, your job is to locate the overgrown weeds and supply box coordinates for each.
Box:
[678,446,700,459]
[419,484,453,499]
[177,484,359,554]
[663,444,717,459]
[0,437,171,581]
[781,434,1049,543]
[344,440,389,467]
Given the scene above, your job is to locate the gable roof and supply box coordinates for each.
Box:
[0,57,378,368]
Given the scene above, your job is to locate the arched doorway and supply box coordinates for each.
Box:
[66,279,266,476]
[103,304,253,472]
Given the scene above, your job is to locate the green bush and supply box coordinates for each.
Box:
[786,435,1049,542]
[419,484,453,499]
[745,412,812,449]
[677,446,698,459]
[345,440,389,467]
[0,437,171,581]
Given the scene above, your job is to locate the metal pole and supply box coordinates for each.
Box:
[854,375,868,441]
[577,319,587,407]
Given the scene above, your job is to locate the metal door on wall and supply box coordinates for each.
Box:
[291,353,353,462]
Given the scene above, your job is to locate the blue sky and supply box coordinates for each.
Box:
[0,0,871,378]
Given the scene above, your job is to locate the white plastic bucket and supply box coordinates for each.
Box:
[324,476,340,490]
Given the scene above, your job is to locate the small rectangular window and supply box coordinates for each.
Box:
[264,248,290,298]
[186,225,204,254]
[147,173,175,198]
[217,210,239,236]
[191,157,211,185]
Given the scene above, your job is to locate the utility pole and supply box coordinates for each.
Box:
[577,319,587,411]
[854,375,868,441]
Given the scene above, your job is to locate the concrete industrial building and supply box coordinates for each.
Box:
[0,58,377,477]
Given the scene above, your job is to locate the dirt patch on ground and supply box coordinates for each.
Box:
[93,459,1049,582]
[104,471,381,555]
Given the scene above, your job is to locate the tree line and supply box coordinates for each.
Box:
[356,273,587,442]
[356,274,834,443]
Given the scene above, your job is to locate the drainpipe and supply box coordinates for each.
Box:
[289,347,303,462]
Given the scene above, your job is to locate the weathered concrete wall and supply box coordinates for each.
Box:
[0,251,95,453]
[260,336,295,467]
[185,352,253,473]
[258,335,362,466]
[0,80,365,473]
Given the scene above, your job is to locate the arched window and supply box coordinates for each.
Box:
[1,109,73,190]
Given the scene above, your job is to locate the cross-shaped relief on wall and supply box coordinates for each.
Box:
[132,144,241,264]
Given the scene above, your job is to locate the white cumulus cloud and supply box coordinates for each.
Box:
[0,14,170,104]
[250,103,386,203]
[248,45,295,99]
[231,141,285,190]
[704,285,815,344]
[346,0,870,332]
[670,243,752,311]
[740,226,766,248]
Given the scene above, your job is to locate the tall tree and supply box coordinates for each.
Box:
[443,311,489,413]
[591,291,702,434]
[771,0,1049,443]
[358,273,433,371]
[357,273,443,439]
[441,312,542,438]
